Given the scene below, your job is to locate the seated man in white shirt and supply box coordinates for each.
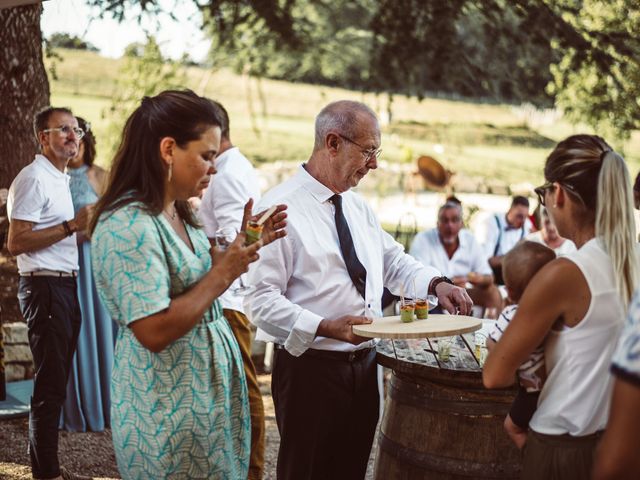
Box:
[476,195,533,285]
[410,201,501,313]
[246,100,472,480]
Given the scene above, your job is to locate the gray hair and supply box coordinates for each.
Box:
[313,100,377,151]
[438,201,463,220]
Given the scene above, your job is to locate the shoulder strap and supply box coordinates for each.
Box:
[493,214,502,257]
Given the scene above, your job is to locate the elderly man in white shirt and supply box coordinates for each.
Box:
[197,100,266,480]
[410,201,501,313]
[246,100,472,480]
[476,195,533,285]
[7,107,92,480]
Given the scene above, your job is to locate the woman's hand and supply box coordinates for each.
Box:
[212,231,261,288]
[240,199,288,247]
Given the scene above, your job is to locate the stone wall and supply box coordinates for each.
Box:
[2,322,33,381]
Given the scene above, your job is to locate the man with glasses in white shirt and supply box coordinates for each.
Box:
[7,107,92,480]
[247,100,472,480]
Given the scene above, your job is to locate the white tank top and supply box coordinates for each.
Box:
[530,238,624,436]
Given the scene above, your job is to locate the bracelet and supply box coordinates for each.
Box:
[62,220,74,237]
[428,275,454,296]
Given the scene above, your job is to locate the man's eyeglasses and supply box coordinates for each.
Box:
[534,180,584,207]
[337,133,382,162]
[43,125,85,140]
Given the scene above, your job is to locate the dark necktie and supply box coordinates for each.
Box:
[330,194,367,298]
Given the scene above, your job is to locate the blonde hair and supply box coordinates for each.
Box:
[545,135,638,308]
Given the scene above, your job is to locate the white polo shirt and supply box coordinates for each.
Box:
[409,228,492,278]
[198,147,261,313]
[7,154,78,274]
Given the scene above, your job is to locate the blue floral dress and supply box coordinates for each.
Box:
[91,202,250,479]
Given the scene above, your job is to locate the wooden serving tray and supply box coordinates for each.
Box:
[352,314,482,339]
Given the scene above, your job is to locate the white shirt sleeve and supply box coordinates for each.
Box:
[246,236,324,357]
[9,175,46,223]
[200,172,250,238]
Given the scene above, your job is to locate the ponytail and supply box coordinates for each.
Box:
[596,151,638,308]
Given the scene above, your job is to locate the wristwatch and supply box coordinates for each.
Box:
[428,275,454,296]
[62,220,75,237]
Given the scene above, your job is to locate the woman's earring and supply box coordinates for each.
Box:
[167,162,173,182]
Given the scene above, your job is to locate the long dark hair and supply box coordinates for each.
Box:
[76,117,96,166]
[90,90,222,233]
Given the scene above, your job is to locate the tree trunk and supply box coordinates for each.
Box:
[0,3,50,189]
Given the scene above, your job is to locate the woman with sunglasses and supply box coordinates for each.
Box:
[483,134,638,479]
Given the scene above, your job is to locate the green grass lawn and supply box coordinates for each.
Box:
[47,49,640,184]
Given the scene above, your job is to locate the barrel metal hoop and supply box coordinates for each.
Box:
[389,376,511,416]
[378,432,521,477]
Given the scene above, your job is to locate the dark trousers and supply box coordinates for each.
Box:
[18,276,81,479]
[272,346,379,480]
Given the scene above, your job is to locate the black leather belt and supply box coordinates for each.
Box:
[275,344,374,362]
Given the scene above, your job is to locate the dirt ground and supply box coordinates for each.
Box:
[0,374,378,479]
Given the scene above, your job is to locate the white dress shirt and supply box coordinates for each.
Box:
[246,165,441,356]
[409,228,492,278]
[198,147,261,313]
[476,212,533,259]
[7,155,78,274]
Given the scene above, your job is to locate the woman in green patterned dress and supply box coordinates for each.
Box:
[89,90,286,479]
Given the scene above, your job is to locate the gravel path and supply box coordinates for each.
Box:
[0,374,378,479]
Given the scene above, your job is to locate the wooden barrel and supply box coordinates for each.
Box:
[374,339,521,479]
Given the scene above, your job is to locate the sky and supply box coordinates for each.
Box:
[41,0,211,62]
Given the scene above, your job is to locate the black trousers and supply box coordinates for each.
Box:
[272,347,379,480]
[17,276,81,479]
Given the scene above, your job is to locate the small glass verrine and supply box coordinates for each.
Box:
[245,221,264,245]
[400,299,415,323]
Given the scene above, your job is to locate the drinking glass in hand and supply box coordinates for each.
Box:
[214,227,255,295]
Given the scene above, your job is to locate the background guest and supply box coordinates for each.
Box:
[476,195,533,285]
[198,100,266,480]
[60,117,116,432]
[8,107,92,480]
[410,200,501,315]
[525,207,576,256]
[483,135,638,479]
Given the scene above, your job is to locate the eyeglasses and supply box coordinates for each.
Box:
[534,180,584,207]
[534,181,554,206]
[43,125,85,140]
[337,133,382,163]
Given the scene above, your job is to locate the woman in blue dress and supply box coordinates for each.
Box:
[89,90,286,479]
[61,117,116,432]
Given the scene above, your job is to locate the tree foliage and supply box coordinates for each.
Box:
[92,0,639,137]
[47,32,99,51]
[103,35,186,159]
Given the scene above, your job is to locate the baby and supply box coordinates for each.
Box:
[486,240,556,449]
